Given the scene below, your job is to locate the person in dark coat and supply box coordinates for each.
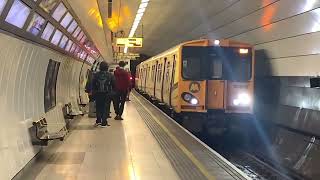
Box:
[92,62,115,127]
[114,61,131,120]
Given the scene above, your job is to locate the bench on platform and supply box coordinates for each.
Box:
[32,118,67,146]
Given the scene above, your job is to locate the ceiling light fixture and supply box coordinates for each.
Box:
[124,0,149,53]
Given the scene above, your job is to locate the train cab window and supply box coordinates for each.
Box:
[5,0,31,29]
[182,46,252,81]
[0,0,8,15]
[182,57,202,80]
[218,48,252,81]
[27,13,46,36]
[208,55,222,79]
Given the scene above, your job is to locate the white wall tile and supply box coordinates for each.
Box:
[0,32,90,180]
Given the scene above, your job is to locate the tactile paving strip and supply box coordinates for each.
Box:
[133,98,208,180]
[132,91,248,180]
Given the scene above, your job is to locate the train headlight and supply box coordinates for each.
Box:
[233,93,251,106]
[183,93,192,101]
[182,92,199,105]
[190,98,198,105]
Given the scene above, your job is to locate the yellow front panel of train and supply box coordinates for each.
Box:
[180,81,206,112]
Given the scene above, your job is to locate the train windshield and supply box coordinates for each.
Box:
[182,46,252,81]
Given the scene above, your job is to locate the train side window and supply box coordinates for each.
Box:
[153,65,156,81]
[166,61,171,80]
[158,64,162,82]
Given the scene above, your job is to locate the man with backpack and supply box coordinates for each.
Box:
[114,61,131,120]
[92,62,115,127]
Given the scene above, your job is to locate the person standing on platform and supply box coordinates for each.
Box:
[85,70,96,117]
[126,72,133,102]
[114,61,131,120]
[92,62,115,127]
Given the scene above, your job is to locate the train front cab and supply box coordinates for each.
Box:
[177,40,254,134]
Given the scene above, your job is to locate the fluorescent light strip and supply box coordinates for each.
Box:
[139,2,148,9]
[124,0,149,53]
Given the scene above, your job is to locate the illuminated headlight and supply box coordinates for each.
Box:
[181,92,199,105]
[214,40,220,45]
[233,93,251,106]
[190,98,198,105]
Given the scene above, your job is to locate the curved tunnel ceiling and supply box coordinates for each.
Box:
[69,0,320,73]
[66,0,113,61]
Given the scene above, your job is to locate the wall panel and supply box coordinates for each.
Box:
[0,31,89,180]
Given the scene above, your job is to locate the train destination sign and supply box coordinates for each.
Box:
[116,38,143,47]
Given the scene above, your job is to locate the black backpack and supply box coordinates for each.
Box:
[95,72,113,93]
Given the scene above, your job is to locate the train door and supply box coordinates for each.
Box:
[144,66,148,92]
[161,58,168,102]
[153,61,158,97]
[207,54,224,109]
[155,60,163,100]
[163,58,172,105]
[170,55,176,107]
[140,67,143,90]
[146,65,152,95]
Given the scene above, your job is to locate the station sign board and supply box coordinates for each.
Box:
[114,52,140,60]
[116,38,143,47]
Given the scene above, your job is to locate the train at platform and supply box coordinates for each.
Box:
[135,39,254,134]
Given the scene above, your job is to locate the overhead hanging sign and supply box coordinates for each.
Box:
[114,52,140,60]
[116,38,143,47]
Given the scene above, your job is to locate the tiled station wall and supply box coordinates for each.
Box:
[0,31,90,180]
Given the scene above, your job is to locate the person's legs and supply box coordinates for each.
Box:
[118,92,127,119]
[95,94,103,125]
[101,94,110,126]
[126,89,131,101]
[103,97,111,126]
[114,92,121,118]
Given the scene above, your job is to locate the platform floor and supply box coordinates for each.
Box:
[22,101,180,180]
[19,92,249,180]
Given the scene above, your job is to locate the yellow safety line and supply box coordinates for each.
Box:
[133,94,216,180]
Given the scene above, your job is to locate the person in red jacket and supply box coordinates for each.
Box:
[114,61,131,120]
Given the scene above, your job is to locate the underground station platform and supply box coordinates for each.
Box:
[18,91,250,180]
